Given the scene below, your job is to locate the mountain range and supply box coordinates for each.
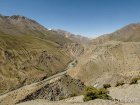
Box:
[0,15,140,105]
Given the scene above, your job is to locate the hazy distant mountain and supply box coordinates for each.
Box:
[50,29,90,46]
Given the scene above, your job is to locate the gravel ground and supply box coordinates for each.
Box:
[17,96,140,105]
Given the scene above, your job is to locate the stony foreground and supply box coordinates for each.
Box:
[17,82,140,105]
[17,98,139,105]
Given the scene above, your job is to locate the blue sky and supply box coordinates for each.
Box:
[0,0,140,37]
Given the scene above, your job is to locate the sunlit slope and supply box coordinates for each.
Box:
[0,15,84,94]
[92,23,140,45]
[68,23,140,86]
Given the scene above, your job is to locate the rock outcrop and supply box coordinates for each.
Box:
[19,75,85,102]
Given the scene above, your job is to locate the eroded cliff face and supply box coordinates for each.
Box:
[68,41,140,86]
[63,43,84,57]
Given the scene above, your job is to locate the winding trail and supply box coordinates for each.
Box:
[0,60,77,105]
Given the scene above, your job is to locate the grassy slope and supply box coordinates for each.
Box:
[0,31,73,94]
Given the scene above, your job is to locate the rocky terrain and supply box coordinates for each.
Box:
[14,81,140,105]
[109,83,140,103]
[18,75,85,102]
[16,97,140,105]
[68,24,140,87]
[0,74,85,105]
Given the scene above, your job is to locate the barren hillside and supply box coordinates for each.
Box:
[1,14,140,105]
[68,23,140,86]
[0,15,84,94]
[92,23,140,45]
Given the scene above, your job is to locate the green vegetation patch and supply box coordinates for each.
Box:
[83,86,112,102]
[130,77,140,85]
[115,81,125,87]
[103,84,111,89]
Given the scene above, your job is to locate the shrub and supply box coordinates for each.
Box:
[98,88,109,94]
[59,96,65,100]
[83,86,98,101]
[97,88,112,100]
[115,81,124,87]
[130,78,140,85]
[83,86,112,102]
[70,93,77,97]
[103,84,111,89]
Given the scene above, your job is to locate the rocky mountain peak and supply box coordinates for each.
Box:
[8,15,27,20]
[0,14,39,25]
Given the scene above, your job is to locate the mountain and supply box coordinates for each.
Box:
[50,29,90,46]
[109,23,140,42]
[1,14,140,105]
[0,15,84,94]
[92,23,140,45]
[68,23,140,87]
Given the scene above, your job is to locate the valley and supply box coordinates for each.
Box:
[0,14,140,105]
